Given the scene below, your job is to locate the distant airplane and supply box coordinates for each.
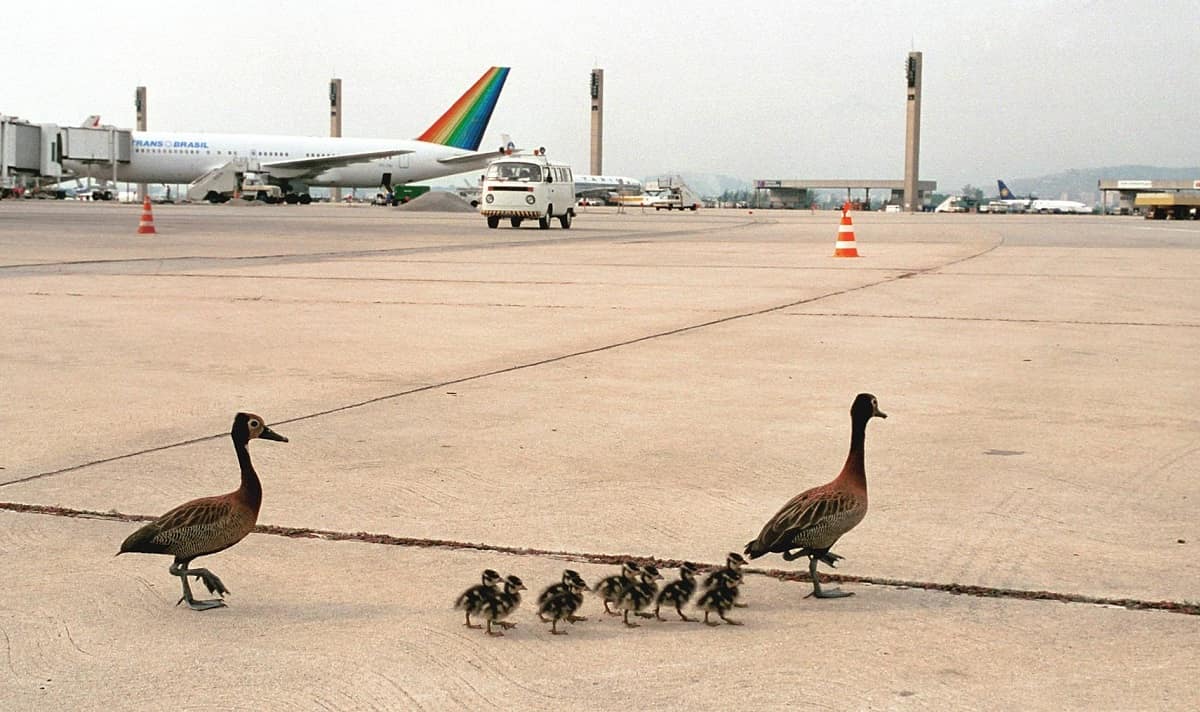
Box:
[994,179,1031,211]
[574,173,643,203]
[61,67,512,204]
[996,179,1092,214]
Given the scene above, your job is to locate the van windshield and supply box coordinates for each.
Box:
[487,162,542,182]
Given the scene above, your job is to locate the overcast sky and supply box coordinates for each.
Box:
[5,1,1198,190]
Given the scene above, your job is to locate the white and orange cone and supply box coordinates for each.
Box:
[136,195,157,235]
[833,205,859,257]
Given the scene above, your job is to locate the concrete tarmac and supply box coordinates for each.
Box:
[1,201,1197,710]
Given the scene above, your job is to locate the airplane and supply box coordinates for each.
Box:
[993,179,1031,211]
[573,173,643,204]
[61,67,513,204]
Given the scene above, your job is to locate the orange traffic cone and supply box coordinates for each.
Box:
[833,206,859,257]
[136,196,157,235]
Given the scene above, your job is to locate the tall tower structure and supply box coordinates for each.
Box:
[330,78,343,202]
[903,52,923,212]
[589,69,604,175]
[135,86,147,201]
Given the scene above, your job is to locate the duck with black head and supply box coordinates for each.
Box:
[118,412,287,611]
[744,393,886,600]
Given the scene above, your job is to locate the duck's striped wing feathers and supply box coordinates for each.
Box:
[751,488,866,554]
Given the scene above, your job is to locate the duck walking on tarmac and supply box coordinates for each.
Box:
[654,562,700,622]
[537,570,588,623]
[594,561,641,616]
[744,393,886,599]
[480,575,527,637]
[538,572,589,635]
[696,568,744,626]
[117,412,288,611]
[456,569,503,628]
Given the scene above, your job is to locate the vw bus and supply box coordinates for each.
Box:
[480,150,575,229]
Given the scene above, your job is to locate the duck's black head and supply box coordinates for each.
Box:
[640,564,663,581]
[851,393,887,422]
[504,575,526,592]
[232,412,289,445]
[482,569,502,586]
[726,552,747,569]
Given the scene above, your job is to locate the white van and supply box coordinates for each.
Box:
[480,150,575,229]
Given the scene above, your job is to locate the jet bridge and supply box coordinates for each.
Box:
[2,116,62,195]
[2,116,132,197]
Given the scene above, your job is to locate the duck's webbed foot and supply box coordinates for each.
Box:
[804,556,853,599]
[170,562,228,611]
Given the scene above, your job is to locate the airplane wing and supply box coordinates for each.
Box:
[436,149,506,167]
[262,148,414,175]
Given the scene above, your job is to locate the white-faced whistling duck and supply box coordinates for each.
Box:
[480,575,526,637]
[696,568,744,626]
[654,562,699,622]
[594,561,640,616]
[117,412,287,611]
[616,564,663,628]
[537,569,588,622]
[456,569,503,629]
[744,393,886,599]
[538,572,589,635]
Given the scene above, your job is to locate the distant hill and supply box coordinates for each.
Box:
[1002,166,1200,201]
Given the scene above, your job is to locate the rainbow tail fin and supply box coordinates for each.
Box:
[417,67,510,151]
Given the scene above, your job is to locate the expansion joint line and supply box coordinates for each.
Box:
[1,501,1194,616]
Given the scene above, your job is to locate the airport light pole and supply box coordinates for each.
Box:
[903,52,922,212]
[330,78,342,203]
[590,69,603,176]
[136,86,147,202]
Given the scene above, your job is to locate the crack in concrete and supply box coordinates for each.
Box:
[2,501,1195,616]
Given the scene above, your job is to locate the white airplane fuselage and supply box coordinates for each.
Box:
[61,131,493,189]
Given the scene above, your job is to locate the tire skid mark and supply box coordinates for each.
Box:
[3,500,1196,617]
[1,236,1000,490]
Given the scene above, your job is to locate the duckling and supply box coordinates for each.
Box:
[702,552,749,607]
[696,568,744,626]
[744,393,886,599]
[117,412,287,611]
[455,569,503,629]
[538,577,589,635]
[654,562,699,622]
[594,561,640,616]
[537,569,588,622]
[480,575,526,637]
[616,564,663,628]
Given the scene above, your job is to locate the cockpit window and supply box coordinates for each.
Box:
[487,162,542,182]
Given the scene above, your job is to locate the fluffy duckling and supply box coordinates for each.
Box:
[538,576,589,635]
[117,412,287,611]
[654,562,699,622]
[696,568,744,626]
[702,552,749,607]
[594,561,640,616]
[617,564,663,628]
[480,575,526,637]
[455,569,503,629]
[744,393,886,599]
[537,570,588,623]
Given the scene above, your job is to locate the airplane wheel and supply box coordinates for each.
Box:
[299,194,312,205]
[284,193,299,205]
[487,216,500,229]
